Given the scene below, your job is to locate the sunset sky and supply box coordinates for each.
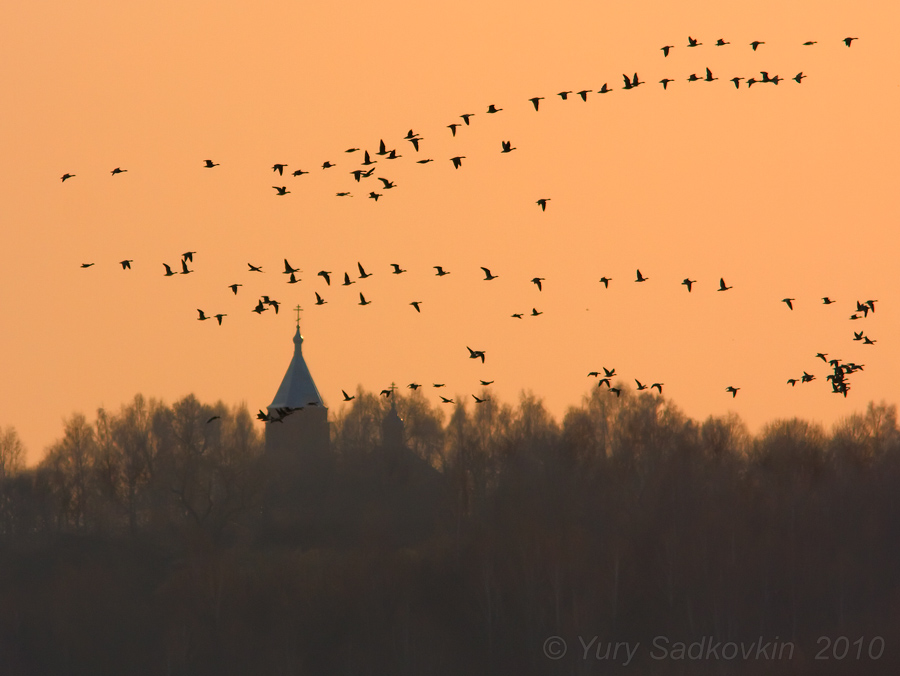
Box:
[3,0,898,461]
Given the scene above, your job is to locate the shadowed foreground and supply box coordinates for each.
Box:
[0,387,898,675]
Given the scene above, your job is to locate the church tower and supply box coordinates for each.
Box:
[265,311,330,461]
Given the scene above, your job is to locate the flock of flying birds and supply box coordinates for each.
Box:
[64,35,875,416]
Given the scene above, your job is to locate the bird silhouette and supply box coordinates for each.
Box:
[288,272,300,284]
[410,301,423,313]
[272,164,287,175]
[843,37,857,47]
[782,298,795,310]
[460,113,474,125]
[622,73,641,89]
[180,259,192,274]
[434,266,450,276]
[750,40,765,51]
[687,73,701,82]
[481,267,499,280]
[315,292,326,305]
[61,173,75,181]
[705,67,717,82]
[358,292,371,306]
[511,313,523,319]
[603,367,617,377]
[529,96,544,110]
[687,36,701,47]
[746,78,757,87]
[272,186,290,195]
[450,156,466,169]
[284,259,300,274]
[536,198,550,211]
[342,390,355,401]
[350,170,365,182]
[408,383,422,390]
[214,314,226,325]
[336,192,351,198]
[760,71,771,83]
[726,386,740,397]
[651,383,664,393]
[501,140,516,153]
[248,263,263,272]
[440,396,455,404]
[447,123,460,136]
[357,262,372,279]
[599,276,612,288]
[252,301,267,314]
[378,177,396,189]
[531,277,544,291]
[787,379,798,386]
[207,415,221,423]
[577,89,590,101]
[803,41,817,46]
[635,379,648,391]
[816,352,828,362]
[531,308,542,316]
[391,263,406,275]
[291,168,308,177]
[822,297,835,304]
[111,167,127,175]
[120,260,133,270]
[467,347,486,363]
[182,251,196,262]
[407,136,421,152]
[487,104,502,113]
[635,269,648,282]
[866,299,878,313]
[380,389,392,397]
[863,336,876,345]
[558,91,572,100]
[472,395,488,403]
[660,78,674,89]
[718,278,732,291]
[322,161,335,169]
[163,263,176,277]
[228,284,242,294]
[730,77,743,89]
[610,387,622,397]
[682,278,696,292]
[80,263,94,268]
[342,272,355,286]
[197,309,209,321]
[661,45,674,56]
[369,191,382,201]
[480,380,494,386]
[794,72,806,83]
[716,38,730,46]
[417,159,433,164]
[598,83,612,94]
[318,271,332,285]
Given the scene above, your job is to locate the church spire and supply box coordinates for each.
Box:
[268,317,325,410]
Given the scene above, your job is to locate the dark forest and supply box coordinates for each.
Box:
[1,387,898,675]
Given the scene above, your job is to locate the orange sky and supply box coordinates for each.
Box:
[2,0,898,462]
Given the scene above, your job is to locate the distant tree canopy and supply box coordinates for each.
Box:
[0,388,899,675]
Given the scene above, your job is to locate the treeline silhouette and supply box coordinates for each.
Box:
[1,388,899,675]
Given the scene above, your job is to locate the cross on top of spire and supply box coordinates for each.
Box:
[294,304,303,329]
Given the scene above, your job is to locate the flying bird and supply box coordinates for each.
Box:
[180,259,192,274]
[440,396,455,404]
[206,416,221,423]
[651,383,664,393]
[682,278,696,292]
[434,266,450,276]
[342,272,355,286]
[358,292,371,306]
[716,38,730,46]
[472,395,488,404]
[794,72,806,83]
[726,386,740,397]
[635,379,648,391]
[487,104,502,113]
[480,380,494,386]
[536,198,550,211]
[228,284,242,294]
[822,297,835,304]
[417,158,433,164]
[730,77,743,89]
[163,263,176,276]
[448,123,460,136]
[378,177,396,189]
[248,263,263,272]
[635,269,648,282]
[782,298,795,310]
[291,169,308,176]
[687,36,701,47]
[80,263,94,268]
[467,347,486,363]
[577,89,590,101]
[599,277,612,288]
[273,186,290,195]
[843,37,857,47]
[284,259,300,274]
[529,96,544,110]
[718,278,732,291]
[287,272,300,284]
[111,167,127,175]
[481,267,499,280]
[272,163,287,175]
[500,140,516,153]
[408,383,422,390]
[661,45,674,56]
[705,67,717,82]
[750,40,765,51]
[460,113,474,125]
[197,309,209,321]
[450,156,466,169]
[214,314,226,325]
[410,301,423,313]
[558,91,572,100]
[511,313,523,319]
[318,271,332,285]
[342,390,355,401]
[357,262,372,279]
[531,277,544,291]
[531,308,542,316]
[803,41,817,46]
[598,83,612,94]
[322,161,335,169]
[120,259,133,270]
[390,263,406,274]
[660,78,674,89]
[61,173,75,181]
[315,292,326,305]
[369,191,381,201]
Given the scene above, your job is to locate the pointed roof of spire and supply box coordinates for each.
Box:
[269,327,325,409]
